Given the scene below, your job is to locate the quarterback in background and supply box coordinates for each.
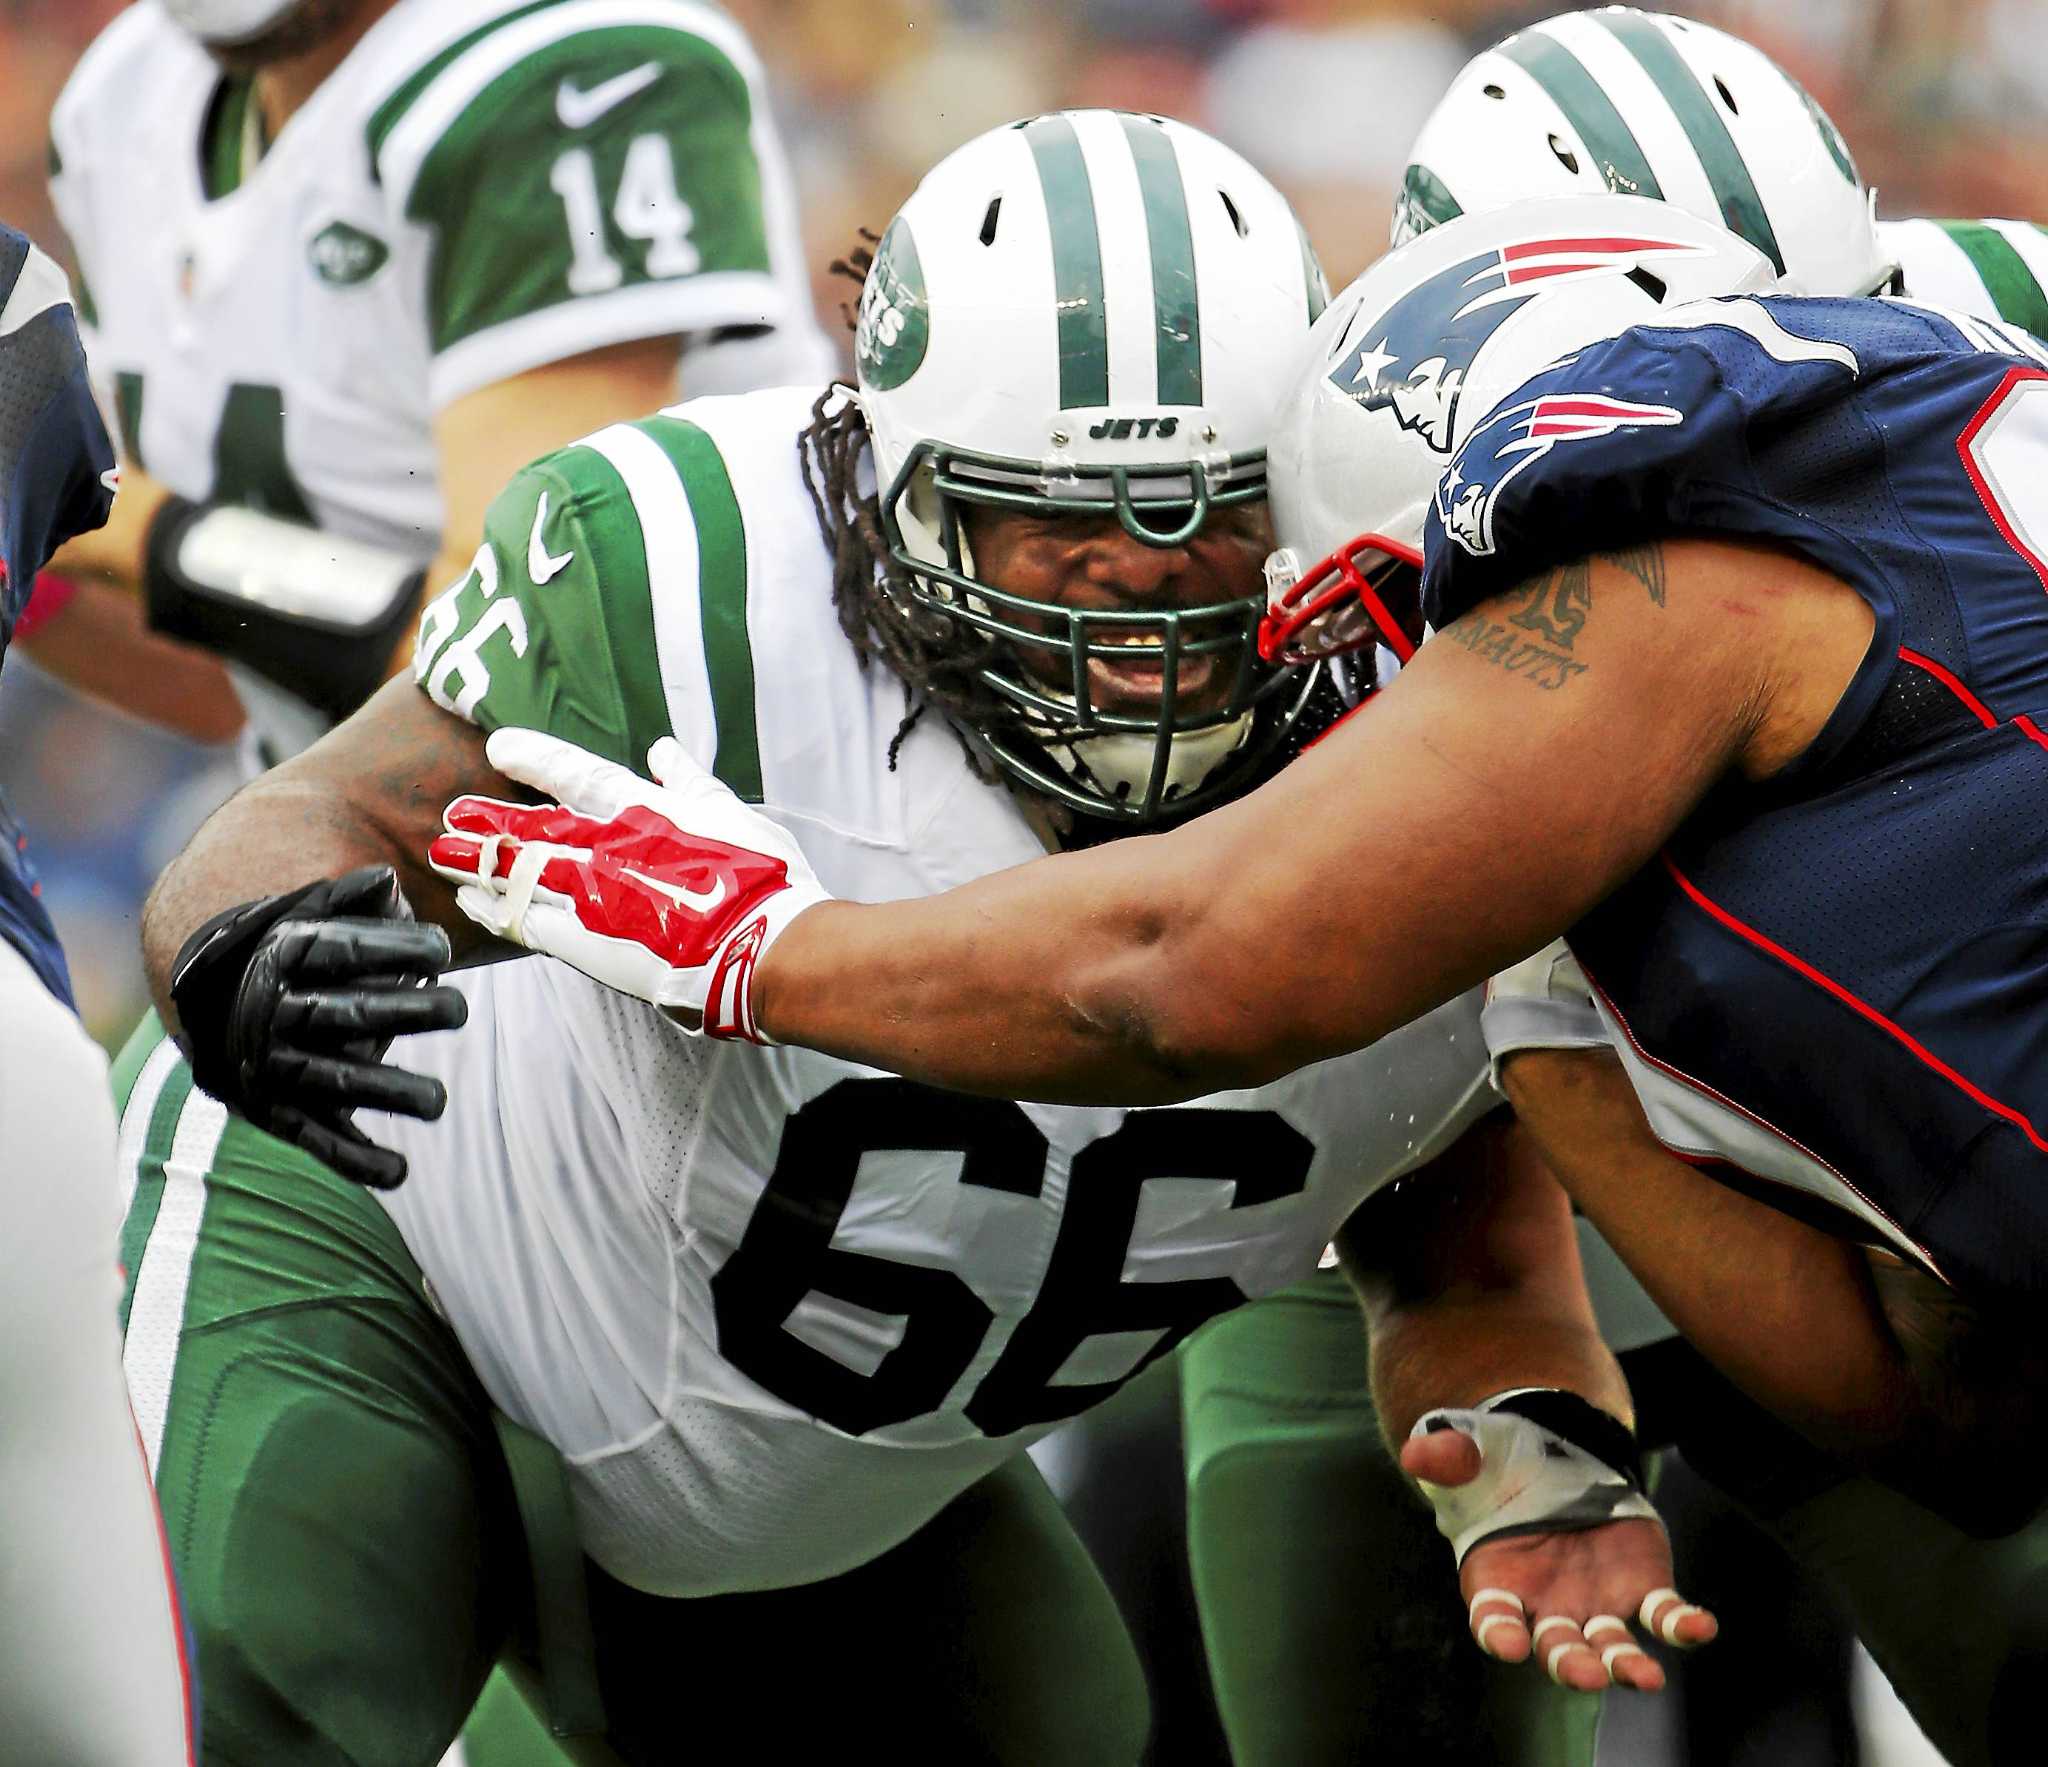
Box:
[37,0,829,758]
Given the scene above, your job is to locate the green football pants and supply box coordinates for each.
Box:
[1181,1273,1601,1767]
[114,1021,1147,1766]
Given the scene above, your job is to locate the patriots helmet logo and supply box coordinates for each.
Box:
[1329,235,1707,454]
[1439,392,1684,558]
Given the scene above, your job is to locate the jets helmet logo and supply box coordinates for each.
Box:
[1438,392,1684,558]
[1330,235,1705,454]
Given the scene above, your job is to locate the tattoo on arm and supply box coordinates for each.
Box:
[1609,543,1667,607]
[1434,544,1669,692]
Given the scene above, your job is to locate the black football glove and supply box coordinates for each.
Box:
[168,865,467,1188]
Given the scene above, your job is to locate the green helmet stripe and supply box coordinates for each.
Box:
[1023,116,1110,409]
[1399,163,1464,230]
[1118,114,1203,406]
[646,416,762,802]
[1595,11,1786,274]
[1938,221,2048,338]
[1498,32,1664,204]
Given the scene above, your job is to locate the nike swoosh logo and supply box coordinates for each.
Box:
[556,63,663,130]
[527,493,574,583]
[621,862,728,916]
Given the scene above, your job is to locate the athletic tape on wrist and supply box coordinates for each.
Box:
[1409,1387,1657,1565]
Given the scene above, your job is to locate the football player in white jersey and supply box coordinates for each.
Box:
[1181,13,2048,1764]
[122,115,1713,1762]
[32,0,831,762]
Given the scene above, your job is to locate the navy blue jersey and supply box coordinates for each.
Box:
[1423,294,2048,1300]
[1,224,116,1007]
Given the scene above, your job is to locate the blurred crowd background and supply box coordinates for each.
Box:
[3,0,2047,1041]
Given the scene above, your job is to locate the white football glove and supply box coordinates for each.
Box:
[1481,940,1614,1093]
[429,727,831,1041]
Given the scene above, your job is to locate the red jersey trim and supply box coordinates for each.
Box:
[1661,854,2048,1157]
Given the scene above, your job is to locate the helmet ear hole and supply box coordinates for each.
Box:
[1548,134,1581,175]
[1626,266,1668,302]
[1714,75,1740,114]
[1482,82,1507,100]
[1218,190,1249,239]
[979,198,1002,247]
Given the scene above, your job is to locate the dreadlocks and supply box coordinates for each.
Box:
[795,234,1048,776]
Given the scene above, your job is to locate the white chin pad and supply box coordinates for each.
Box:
[1058,715,1254,806]
[163,0,301,42]
[1409,1397,1659,1565]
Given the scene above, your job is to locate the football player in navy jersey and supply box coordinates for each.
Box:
[365,195,2048,1739]
[1187,12,2048,1759]
[0,223,196,1763]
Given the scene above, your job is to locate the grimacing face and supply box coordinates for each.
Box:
[958,501,1273,720]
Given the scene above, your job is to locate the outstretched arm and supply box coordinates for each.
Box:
[743,537,1867,1100]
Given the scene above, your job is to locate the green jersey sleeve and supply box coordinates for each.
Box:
[413,442,673,774]
[413,410,767,797]
[374,14,780,404]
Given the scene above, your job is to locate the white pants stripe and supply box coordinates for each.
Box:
[123,1084,228,1478]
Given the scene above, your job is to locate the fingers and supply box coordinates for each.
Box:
[272,983,468,1043]
[485,727,642,821]
[1468,1587,1529,1664]
[296,865,409,922]
[262,1047,449,1122]
[265,1103,409,1191]
[1585,1613,1662,1693]
[1528,1615,1610,1693]
[1640,1587,1718,1650]
[276,917,451,981]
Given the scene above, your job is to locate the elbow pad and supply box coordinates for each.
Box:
[1410,1386,1657,1565]
[143,496,425,722]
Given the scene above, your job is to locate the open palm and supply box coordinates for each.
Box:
[1402,1428,1717,1692]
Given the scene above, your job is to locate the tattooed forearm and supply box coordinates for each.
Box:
[1608,542,1667,607]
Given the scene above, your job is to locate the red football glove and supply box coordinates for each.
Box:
[429,728,830,1040]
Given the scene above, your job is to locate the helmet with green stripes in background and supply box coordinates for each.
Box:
[1882,217,2048,338]
[856,109,1332,824]
[1394,8,1896,298]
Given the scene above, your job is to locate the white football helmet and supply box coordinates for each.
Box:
[161,0,306,44]
[1262,195,1777,665]
[856,110,1331,823]
[1393,8,1896,298]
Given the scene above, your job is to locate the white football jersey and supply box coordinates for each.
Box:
[48,0,832,569]
[378,384,1496,1596]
